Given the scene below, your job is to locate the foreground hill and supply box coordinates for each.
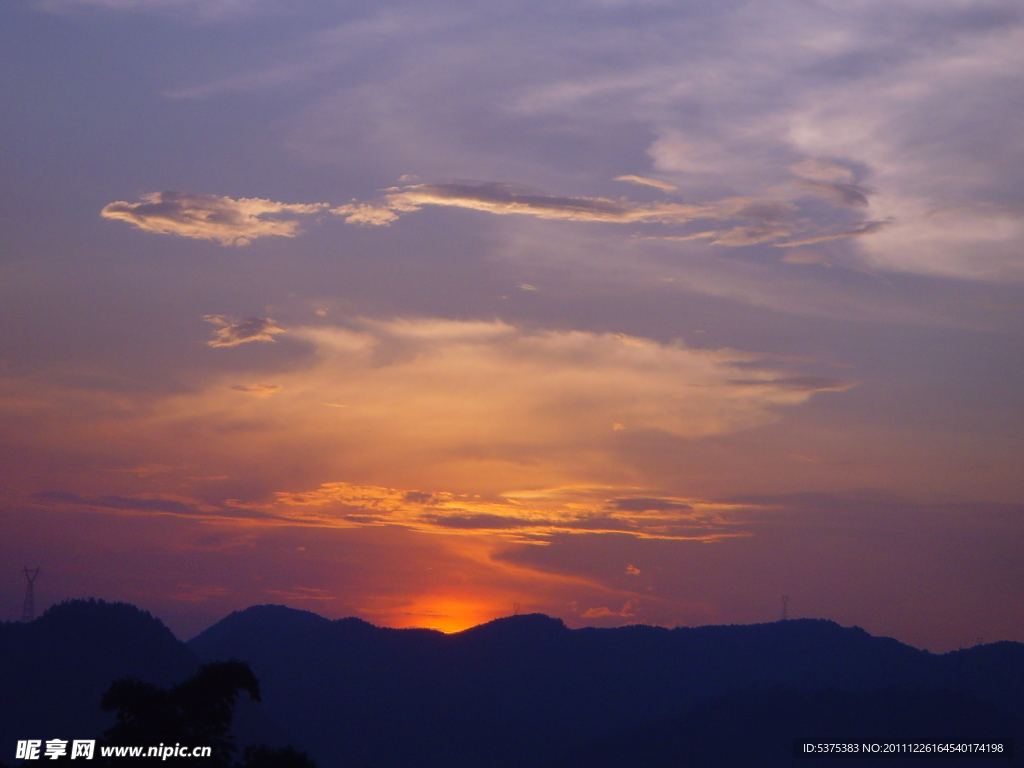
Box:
[0,600,291,763]
[553,687,1021,767]
[190,607,1024,768]
[0,600,198,758]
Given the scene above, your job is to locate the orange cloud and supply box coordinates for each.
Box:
[227,383,282,397]
[614,175,678,192]
[101,192,327,245]
[271,481,749,542]
[204,315,286,347]
[338,181,795,229]
[102,182,890,250]
[0,317,851,519]
[581,599,638,618]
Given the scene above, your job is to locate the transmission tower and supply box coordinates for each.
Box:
[21,567,40,623]
[781,595,789,621]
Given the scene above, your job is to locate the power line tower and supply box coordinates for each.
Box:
[781,595,789,621]
[22,567,40,623]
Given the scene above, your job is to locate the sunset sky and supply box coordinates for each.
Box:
[2,0,1023,651]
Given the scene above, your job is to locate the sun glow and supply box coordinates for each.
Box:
[384,596,509,634]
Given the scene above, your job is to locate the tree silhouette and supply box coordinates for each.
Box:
[94,661,313,767]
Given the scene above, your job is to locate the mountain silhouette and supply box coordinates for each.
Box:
[189,607,1024,768]
[0,600,292,762]
[4,601,1020,768]
[0,600,198,758]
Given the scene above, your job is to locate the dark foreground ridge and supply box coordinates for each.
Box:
[3,601,1022,767]
[0,600,197,752]
[0,601,290,765]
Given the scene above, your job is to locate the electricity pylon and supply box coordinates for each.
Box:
[21,567,40,622]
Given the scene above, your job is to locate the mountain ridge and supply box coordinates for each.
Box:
[4,601,1020,768]
[189,604,1024,768]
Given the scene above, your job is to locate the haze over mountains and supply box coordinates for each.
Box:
[2,601,1021,767]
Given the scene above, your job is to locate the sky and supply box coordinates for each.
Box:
[1,0,1023,651]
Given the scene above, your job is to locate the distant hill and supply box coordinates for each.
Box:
[0,600,291,762]
[190,607,1024,768]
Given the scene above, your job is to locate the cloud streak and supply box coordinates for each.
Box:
[33,490,220,517]
[26,479,752,544]
[727,376,855,392]
[101,192,327,245]
[228,383,282,396]
[116,0,1024,279]
[341,181,798,228]
[776,220,892,248]
[614,175,678,192]
[272,481,747,542]
[203,315,285,346]
[104,180,893,251]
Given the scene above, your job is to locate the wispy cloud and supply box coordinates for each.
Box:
[27,479,750,543]
[727,376,854,392]
[228,382,282,396]
[329,202,402,226]
[276,317,842,451]
[124,0,1024,279]
[33,490,219,517]
[203,315,285,346]
[272,481,747,542]
[776,220,892,247]
[581,600,637,618]
[614,175,678,192]
[0,317,854,530]
[708,224,794,247]
[101,192,327,245]
[787,159,873,206]
[341,181,797,228]
[103,181,890,250]
[794,179,873,207]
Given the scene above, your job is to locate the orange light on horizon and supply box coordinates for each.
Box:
[374,596,513,634]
